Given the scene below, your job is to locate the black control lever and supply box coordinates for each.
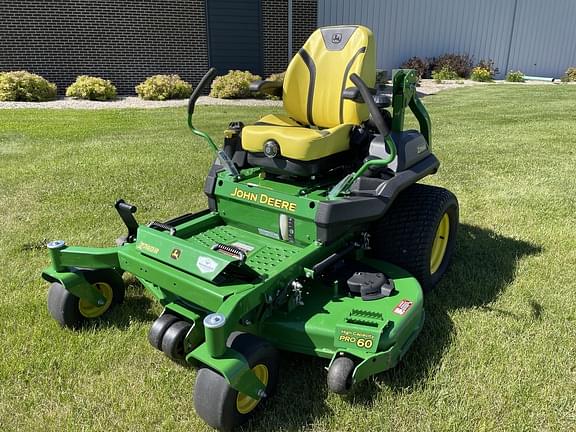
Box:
[114,199,138,242]
[188,67,217,118]
[350,73,391,137]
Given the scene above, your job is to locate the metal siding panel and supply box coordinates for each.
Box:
[508,0,576,78]
[317,0,576,78]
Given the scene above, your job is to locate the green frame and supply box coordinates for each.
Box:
[42,68,430,400]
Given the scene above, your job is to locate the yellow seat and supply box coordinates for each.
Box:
[242,25,376,167]
[243,114,352,161]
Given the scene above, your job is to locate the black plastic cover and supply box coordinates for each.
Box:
[347,271,395,300]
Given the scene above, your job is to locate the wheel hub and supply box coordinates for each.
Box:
[78,282,113,318]
[430,213,450,274]
[236,364,269,414]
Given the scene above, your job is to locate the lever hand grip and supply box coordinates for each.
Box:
[349,73,390,137]
[188,67,217,117]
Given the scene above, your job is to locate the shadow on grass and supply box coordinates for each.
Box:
[247,223,542,426]
[88,279,157,330]
[348,223,542,404]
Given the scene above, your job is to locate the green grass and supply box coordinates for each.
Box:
[1,85,575,431]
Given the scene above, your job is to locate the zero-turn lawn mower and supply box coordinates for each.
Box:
[43,25,459,430]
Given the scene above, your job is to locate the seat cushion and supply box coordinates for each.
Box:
[242,114,352,162]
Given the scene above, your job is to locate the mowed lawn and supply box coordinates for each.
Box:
[0,84,575,431]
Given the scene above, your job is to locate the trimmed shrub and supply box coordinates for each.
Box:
[135,74,192,100]
[470,67,493,82]
[506,71,524,82]
[66,75,117,101]
[400,57,429,78]
[0,71,57,102]
[376,69,388,85]
[264,71,285,100]
[267,71,285,83]
[430,53,473,78]
[476,59,496,76]
[561,67,576,82]
[210,70,262,99]
[432,66,459,83]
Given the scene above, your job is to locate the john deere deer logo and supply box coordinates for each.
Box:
[332,33,342,43]
[170,248,181,260]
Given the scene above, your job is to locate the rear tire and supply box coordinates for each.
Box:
[194,333,279,431]
[371,184,459,292]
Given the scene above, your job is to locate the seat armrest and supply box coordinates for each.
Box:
[342,86,377,102]
[249,80,283,97]
[342,87,390,107]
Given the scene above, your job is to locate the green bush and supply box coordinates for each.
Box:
[0,70,57,102]
[66,75,117,101]
[470,66,493,82]
[210,70,262,99]
[476,59,496,76]
[400,57,429,78]
[376,69,388,85]
[266,71,285,83]
[506,71,524,82]
[135,74,192,100]
[430,53,473,78]
[432,66,459,83]
[264,71,285,100]
[561,67,576,82]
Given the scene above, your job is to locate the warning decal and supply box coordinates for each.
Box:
[393,300,413,316]
[197,256,218,274]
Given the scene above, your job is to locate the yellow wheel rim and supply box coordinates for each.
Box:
[430,213,450,274]
[236,364,268,415]
[78,282,113,318]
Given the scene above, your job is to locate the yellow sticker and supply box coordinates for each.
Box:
[136,242,159,255]
[338,330,375,349]
[230,187,297,212]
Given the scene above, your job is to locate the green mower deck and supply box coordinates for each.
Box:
[42,168,425,400]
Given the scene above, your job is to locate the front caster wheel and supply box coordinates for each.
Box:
[161,320,192,361]
[194,333,279,431]
[148,314,179,350]
[327,356,355,394]
[47,269,125,329]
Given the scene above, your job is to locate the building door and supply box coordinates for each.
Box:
[207,0,263,76]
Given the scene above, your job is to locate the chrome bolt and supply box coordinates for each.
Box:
[203,313,226,329]
[47,240,66,249]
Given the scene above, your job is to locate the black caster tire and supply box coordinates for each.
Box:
[371,184,459,292]
[194,333,279,431]
[47,268,125,329]
[161,320,192,360]
[148,314,180,351]
[47,282,84,329]
[327,356,355,394]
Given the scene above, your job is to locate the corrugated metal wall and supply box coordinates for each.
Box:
[317,0,576,78]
